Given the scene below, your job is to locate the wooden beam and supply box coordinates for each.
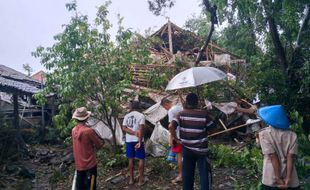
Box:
[13,94,19,129]
[168,20,174,54]
[219,119,227,130]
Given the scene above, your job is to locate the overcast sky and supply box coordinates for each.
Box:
[0,0,202,74]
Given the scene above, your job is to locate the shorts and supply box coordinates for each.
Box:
[126,142,145,159]
[172,143,182,153]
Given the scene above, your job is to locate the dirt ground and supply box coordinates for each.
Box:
[0,136,261,190]
[0,150,251,190]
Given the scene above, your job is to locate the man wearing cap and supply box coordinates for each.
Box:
[161,97,183,184]
[257,105,299,189]
[72,107,104,190]
[122,101,146,186]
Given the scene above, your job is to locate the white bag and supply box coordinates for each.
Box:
[150,123,169,146]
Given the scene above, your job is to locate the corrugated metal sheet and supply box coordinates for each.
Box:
[0,76,40,94]
[0,65,41,94]
[0,64,41,87]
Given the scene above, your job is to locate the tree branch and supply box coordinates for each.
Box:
[295,4,310,49]
[261,0,288,72]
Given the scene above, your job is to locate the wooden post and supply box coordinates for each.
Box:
[40,77,45,140]
[13,94,26,154]
[13,94,19,130]
[168,20,173,54]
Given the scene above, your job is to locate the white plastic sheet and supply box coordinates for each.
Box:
[88,117,124,145]
[150,123,169,146]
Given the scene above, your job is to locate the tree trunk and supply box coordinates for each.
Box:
[246,17,257,56]
[195,23,214,66]
[195,0,218,66]
[107,117,120,153]
[261,0,288,73]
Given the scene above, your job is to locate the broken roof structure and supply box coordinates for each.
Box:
[0,65,42,130]
[150,21,245,62]
[131,21,246,87]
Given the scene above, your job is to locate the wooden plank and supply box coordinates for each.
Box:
[219,119,227,130]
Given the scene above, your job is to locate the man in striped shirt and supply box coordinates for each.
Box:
[170,93,214,190]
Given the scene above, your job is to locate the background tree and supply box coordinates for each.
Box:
[213,0,310,127]
[148,0,310,131]
[23,63,33,76]
[33,1,151,151]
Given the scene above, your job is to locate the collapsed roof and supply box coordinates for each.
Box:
[150,21,245,61]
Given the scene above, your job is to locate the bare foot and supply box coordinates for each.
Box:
[129,178,134,185]
[171,176,182,184]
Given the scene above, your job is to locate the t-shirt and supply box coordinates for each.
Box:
[259,126,299,187]
[122,111,145,142]
[72,123,102,171]
[172,109,214,155]
[168,105,183,138]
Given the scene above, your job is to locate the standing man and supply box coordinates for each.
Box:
[161,98,183,184]
[257,105,299,189]
[72,107,104,190]
[122,101,146,186]
[170,93,214,190]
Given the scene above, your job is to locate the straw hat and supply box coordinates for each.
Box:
[72,107,91,121]
[257,105,290,129]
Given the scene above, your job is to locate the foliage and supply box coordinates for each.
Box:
[33,1,151,151]
[0,112,10,129]
[246,57,288,104]
[49,168,65,184]
[97,148,127,174]
[147,0,175,16]
[290,111,310,186]
[148,157,174,177]
[209,143,263,189]
[22,63,33,77]
[210,0,310,116]
[290,111,310,157]
[146,67,174,90]
[209,143,263,174]
[184,13,220,40]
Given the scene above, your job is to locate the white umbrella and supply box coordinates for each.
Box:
[165,66,227,91]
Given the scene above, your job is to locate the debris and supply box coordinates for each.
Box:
[110,175,126,184]
[105,171,123,182]
[18,166,35,179]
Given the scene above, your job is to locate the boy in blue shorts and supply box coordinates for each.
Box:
[122,101,146,186]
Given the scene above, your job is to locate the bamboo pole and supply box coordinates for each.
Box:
[208,120,260,138]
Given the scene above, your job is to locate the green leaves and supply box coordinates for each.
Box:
[33,1,151,143]
[65,1,77,12]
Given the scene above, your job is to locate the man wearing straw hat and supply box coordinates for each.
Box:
[257,105,299,189]
[72,107,104,190]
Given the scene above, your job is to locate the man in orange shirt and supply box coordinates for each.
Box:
[72,107,104,190]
